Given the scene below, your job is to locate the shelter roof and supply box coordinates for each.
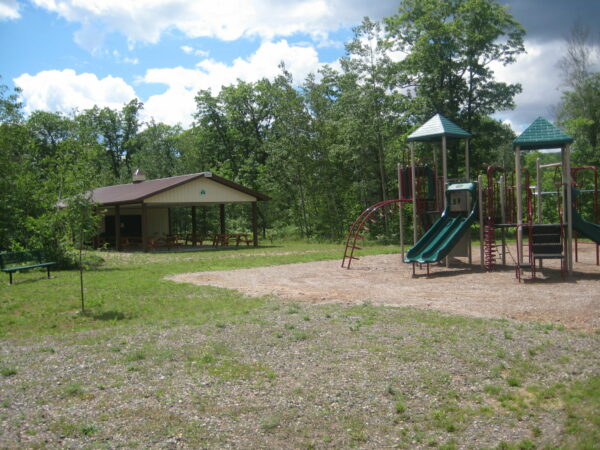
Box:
[89,172,270,206]
[513,117,573,150]
[407,113,472,142]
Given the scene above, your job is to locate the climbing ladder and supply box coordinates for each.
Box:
[483,224,498,271]
[341,199,405,269]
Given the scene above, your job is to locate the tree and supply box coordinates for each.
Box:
[384,0,525,128]
[556,24,600,167]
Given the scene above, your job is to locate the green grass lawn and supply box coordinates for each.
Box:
[1,241,599,448]
[0,241,397,338]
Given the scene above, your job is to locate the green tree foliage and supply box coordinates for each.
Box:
[1,0,532,246]
[556,24,600,167]
[385,0,524,124]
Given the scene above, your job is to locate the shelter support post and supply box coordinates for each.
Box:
[168,208,172,236]
[252,202,258,247]
[142,203,148,252]
[219,204,226,234]
[515,146,523,264]
[115,205,121,251]
[191,206,197,246]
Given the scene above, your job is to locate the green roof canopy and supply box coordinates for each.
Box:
[513,116,573,150]
[407,113,472,142]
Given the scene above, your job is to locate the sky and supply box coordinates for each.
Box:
[1,0,599,132]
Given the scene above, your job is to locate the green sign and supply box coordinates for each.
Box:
[200,189,206,196]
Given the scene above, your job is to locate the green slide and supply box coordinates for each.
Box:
[405,182,478,264]
[571,189,600,244]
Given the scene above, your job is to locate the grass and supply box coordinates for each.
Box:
[0,241,395,339]
[0,241,599,448]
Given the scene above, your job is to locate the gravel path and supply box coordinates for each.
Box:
[169,244,600,333]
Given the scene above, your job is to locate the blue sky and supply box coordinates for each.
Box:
[1,0,598,131]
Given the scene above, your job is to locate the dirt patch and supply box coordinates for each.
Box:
[169,244,600,333]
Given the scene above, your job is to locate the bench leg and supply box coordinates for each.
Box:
[47,267,51,279]
[9,272,13,285]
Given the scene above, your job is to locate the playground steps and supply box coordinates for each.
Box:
[530,224,563,258]
[518,224,566,280]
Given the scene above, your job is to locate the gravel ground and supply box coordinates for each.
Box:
[1,303,599,448]
[169,244,600,333]
[2,244,599,448]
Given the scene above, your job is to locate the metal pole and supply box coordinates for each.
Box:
[398,163,405,262]
[564,144,573,274]
[442,136,449,267]
[411,142,417,246]
[442,136,448,210]
[478,174,484,269]
[536,157,542,223]
[515,146,523,264]
[500,175,507,265]
[465,138,470,181]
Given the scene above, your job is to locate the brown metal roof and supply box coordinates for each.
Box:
[89,172,270,206]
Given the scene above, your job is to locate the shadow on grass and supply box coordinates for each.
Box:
[83,310,131,321]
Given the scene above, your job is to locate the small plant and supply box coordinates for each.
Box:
[506,377,521,387]
[484,384,503,396]
[80,424,97,436]
[284,323,295,330]
[395,400,406,414]
[126,350,146,362]
[1,367,17,377]
[260,414,280,431]
[292,331,309,341]
[286,304,300,314]
[503,330,513,340]
[64,383,84,397]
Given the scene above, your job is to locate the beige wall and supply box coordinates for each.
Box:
[145,178,256,205]
[98,207,169,236]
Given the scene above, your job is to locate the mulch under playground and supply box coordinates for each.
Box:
[169,243,600,334]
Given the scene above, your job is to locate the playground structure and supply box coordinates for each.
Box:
[342,114,600,280]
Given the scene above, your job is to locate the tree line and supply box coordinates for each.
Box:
[1,0,597,263]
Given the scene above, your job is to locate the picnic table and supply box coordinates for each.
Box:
[212,233,252,247]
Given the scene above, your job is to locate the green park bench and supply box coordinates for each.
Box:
[0,250,56,285]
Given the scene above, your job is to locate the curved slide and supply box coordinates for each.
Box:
[405,183,478,264]
[572,190,600,244]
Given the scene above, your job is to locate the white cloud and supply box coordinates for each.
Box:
[0,0,20,20]
[30,0,398,51]
[142,39,321,127]
[14,69,137,115]
[181,45,209,57]
[491,40,566,131]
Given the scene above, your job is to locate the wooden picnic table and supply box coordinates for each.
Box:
[212,233,252,247]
